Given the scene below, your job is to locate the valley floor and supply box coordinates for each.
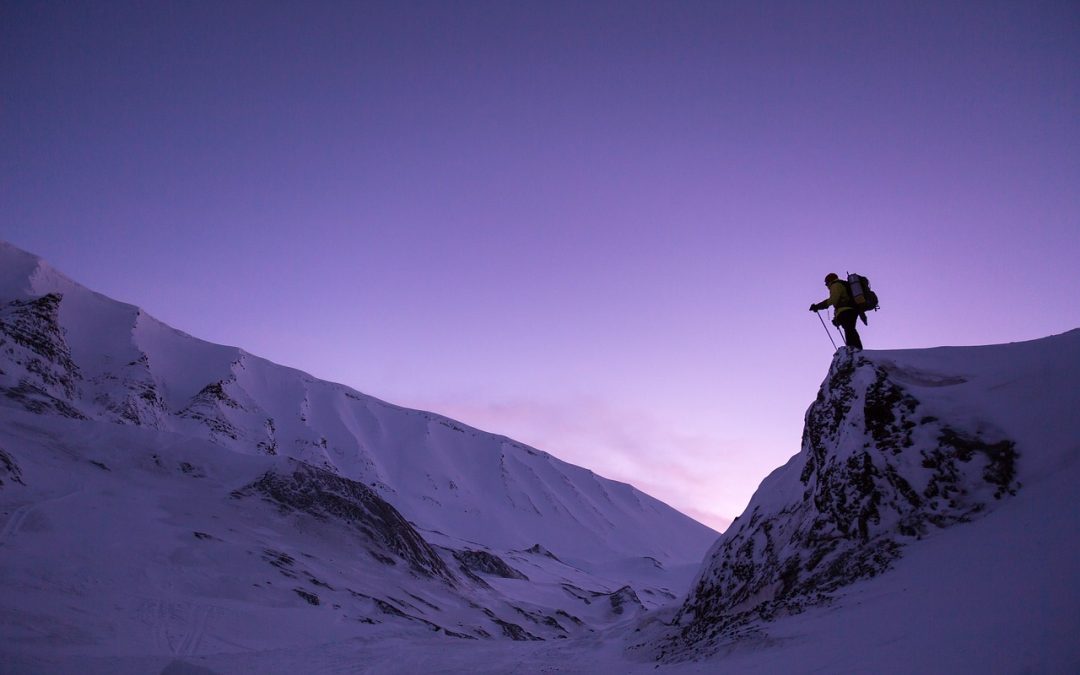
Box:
[5,450,1078,675]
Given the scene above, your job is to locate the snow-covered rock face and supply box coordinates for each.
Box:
[233,461,457,582]
[662,348,1020,658]
[0,293,84,418]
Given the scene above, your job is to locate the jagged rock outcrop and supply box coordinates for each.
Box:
[0,446,24,488]
[523,544,562,561]
[0,293,85,418]
[90,353,169,428]
[663,348,1019,658]
[452,549,529,580]
[607,586,645,615]
[233,460,455,582]
[178,378,247,441]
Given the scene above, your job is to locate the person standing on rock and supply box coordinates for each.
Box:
[810,272,863,350]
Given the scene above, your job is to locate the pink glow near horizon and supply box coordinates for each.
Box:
[3,2,1078,529]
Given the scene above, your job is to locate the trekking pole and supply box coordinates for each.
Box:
[815,311,837,349]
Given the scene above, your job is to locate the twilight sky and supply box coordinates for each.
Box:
[3,1,1078,530]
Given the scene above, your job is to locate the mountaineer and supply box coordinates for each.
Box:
[810,272,863,350]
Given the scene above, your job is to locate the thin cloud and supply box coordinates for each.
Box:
[405,393,773,531]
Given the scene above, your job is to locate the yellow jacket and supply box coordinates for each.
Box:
[819,280,854,319]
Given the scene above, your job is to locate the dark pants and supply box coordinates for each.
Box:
[836,311,863,349]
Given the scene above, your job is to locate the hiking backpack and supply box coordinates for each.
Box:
[846,273,879,314]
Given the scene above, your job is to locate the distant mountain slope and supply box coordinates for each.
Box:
[648,330,1080,669]
[0,240,721,668]
[0,240,715,566]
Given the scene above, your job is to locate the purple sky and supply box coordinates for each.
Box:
[3,1,1078,529]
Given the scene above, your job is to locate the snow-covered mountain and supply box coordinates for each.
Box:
[642,331,1080,672]
[0,241,712,566]
[0,240,716,670]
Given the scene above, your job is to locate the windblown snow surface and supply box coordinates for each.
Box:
[1,239,1078,674]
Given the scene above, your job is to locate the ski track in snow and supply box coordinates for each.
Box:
[0,504,32,545]
[0,491,83,547]
[139,600,173,654]
[176,603,213,656]
[141,600,215,656]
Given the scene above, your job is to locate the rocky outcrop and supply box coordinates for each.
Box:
[91,353,169,428]
[178,378,247,441]
[0,446,24,488]
[523,544,562,562]
[234,461,455,582]
[663,348,1019,658]
[452,549,529,580]
[0,294,85,418]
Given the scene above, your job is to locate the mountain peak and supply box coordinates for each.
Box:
[651,332,1080,662]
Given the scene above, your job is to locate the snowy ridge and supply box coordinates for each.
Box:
[0,240,714,565]
[648,331,1080,666]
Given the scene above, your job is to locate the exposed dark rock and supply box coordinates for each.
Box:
[368,550,397,566]
[262,548,295,569]
[3,382,86,419]
[555,609,585,626]
[375,598,409,618]
[491,617,543,641]
[558,583,644,616]
[89,353,168,428]
[262,549,298,579]
[178,462,205,478]
[235,461,455,582]
[450,559,489,587]
[406,592,441,612]
[452,548,529,580]
[193,382,242,409]
[258,417,278,455]
[0,294,81,404]
[608,585,644,615]
[512,605,567,633]
[111,384,167,427]
[864,370,919,453]
[178,379,246,441]
[437,420,466,433]
[560,584,593,604]
[0,447,25,487]
[935,428,1017,500]
[293,588,320,605]
[523,543,562,562]
[371,597,476,638]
